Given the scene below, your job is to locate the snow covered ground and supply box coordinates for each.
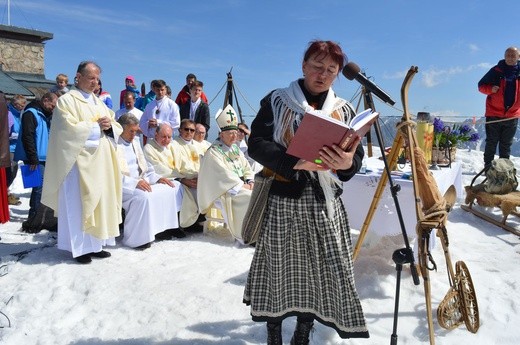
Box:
[0,149,519,345]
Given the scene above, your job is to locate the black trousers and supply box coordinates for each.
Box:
[483,116,518,166]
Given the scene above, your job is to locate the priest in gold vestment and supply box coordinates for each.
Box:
[41,61,122,264]
[144,120,206,230]
[197,105,254,240]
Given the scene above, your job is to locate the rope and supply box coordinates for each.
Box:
[481,116,519,125]
[395,118,416,132]
[208,80,228,107]
[233,82,258,115]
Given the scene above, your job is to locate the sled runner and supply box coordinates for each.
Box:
[462,161,520,236]
[461,187,520,236]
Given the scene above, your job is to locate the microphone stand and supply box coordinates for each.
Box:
[361,89,420,345]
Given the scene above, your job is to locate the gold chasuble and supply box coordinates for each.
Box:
[197,141,254,239]
[143,139,177,178]
[41,90,123,239]
[171,137,206,227]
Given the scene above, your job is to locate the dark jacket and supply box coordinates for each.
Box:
[249,84,363,199]
[478,59,520,118]
[179,100,211,131]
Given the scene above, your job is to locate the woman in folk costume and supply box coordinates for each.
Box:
[243,40,369,344]
[197,104,255,241]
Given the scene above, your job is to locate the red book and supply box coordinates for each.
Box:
[286,108,378,165]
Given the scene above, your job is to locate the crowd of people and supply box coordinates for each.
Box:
[1,62,259,258]
[2,41,517,344]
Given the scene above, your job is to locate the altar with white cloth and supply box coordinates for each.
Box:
[341,156,463,238]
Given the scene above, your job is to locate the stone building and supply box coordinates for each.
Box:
[0,24,56,100]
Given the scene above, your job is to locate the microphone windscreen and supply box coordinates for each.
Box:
[342,62,361,80]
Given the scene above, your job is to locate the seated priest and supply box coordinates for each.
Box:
[116,113,184,248]
[170,119,208,232]
[194,123,211,152]
[143,123,176,177]
[197,105,255,241]
[144,120,206,232]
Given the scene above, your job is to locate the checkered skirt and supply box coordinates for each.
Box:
[243,183,369,338]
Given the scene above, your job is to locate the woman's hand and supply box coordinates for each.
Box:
[319,136,361,170]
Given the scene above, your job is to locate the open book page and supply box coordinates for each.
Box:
[350,108,377,130]
[303,109,349,127]
[286,108,378,165]
[341,109,379,151]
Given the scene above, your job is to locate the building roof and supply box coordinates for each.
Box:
[0,24,53,43]
[0,70,34,98]
[7,71,56,99]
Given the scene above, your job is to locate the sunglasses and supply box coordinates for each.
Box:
[182,128,196,133]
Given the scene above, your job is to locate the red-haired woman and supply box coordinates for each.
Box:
[243,40,369,344]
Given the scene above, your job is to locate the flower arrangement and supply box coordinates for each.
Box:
[433,117,480,148]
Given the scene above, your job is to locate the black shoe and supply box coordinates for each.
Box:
[155,230,172,241]
[75,254,92,264]
[167,228,186,238]
[184,223,203,233]
[135,242,151,250]
[90,250,111,259]
[21,225,42,234]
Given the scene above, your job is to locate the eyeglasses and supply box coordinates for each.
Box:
[182,128,196,133]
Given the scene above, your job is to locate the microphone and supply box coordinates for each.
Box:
[342,62,395,105]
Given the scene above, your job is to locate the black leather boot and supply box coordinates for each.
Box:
[290,320,314,345]
[267,322,282,345]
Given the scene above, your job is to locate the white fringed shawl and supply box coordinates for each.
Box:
[271,80,355,218]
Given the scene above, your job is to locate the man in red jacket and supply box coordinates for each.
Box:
[175,73,208,106]
[478,46,520,167]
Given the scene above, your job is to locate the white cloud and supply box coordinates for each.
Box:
[383,69,409,80]
[469,43,480,52]
[421,63,492,88]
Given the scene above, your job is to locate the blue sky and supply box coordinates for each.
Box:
[2,0,519,130]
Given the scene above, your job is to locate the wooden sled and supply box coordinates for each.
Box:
[462,186,520,236]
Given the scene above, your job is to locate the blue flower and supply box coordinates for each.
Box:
[432,117,479,148]
[433,118,444,133]
[460,124,471,134]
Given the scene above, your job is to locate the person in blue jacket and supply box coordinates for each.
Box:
[6,94,27,204]
[14,92,57,226]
